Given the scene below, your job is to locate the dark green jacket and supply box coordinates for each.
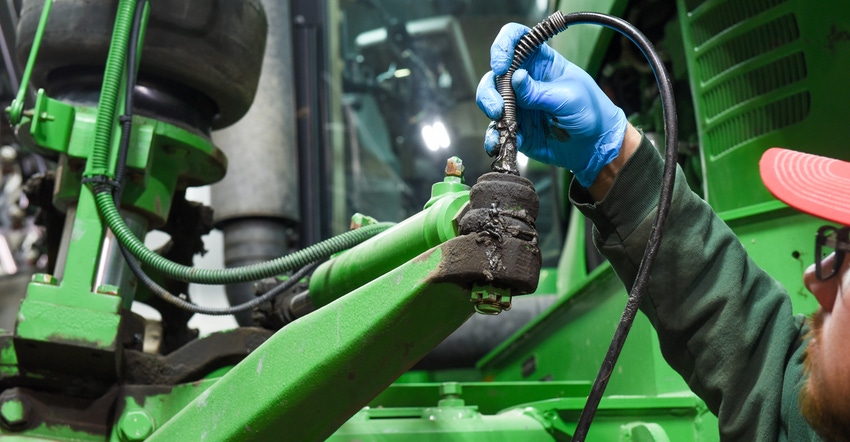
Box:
[570,135,820,441]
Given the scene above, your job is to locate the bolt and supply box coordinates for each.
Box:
[350,213,378,230]
[118,409,155,442]
[439,382,462,398]
[437,382,465,408]
[445,156,465,181]
[0,390,30,431]
[470,285,512,315]
[96,284,121,296]
[31,273,58,286]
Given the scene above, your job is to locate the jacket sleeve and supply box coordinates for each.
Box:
[569,135,808,440]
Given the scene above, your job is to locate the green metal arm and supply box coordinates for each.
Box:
[149,239,477,441]
[145,166,541,439]
[5,0,52,125]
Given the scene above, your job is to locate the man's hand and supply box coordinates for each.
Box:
[476,23,630,189]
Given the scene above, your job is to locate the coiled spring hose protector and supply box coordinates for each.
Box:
[84,0,392,286]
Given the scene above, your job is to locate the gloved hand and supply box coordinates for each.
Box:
[476,23,629,188]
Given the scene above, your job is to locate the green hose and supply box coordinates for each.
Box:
[98,188,392,284]
[85,0,393,285]
[85,0,136,178]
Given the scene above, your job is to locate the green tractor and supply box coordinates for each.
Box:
[0,0,846,440]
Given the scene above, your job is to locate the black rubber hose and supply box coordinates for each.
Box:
[113,0,146,202]
[495,11,678,440]
[119,246,321,316]
[563,13,678,441]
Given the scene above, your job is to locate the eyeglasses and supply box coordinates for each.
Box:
[815,225,850,281]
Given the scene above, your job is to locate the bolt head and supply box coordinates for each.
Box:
[439,382,462,396]
[31,273,58,286]
[0,391,29,431]
[350,213,378,230]
[470,287,512,315]
[96,284,121,296]
[118,410,155,441]
[445,157,465,180]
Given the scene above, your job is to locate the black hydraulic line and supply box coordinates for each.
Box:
[567,13,677,440]
[119,246,322,316]
[112,0,146,203]
[494,12,678,440]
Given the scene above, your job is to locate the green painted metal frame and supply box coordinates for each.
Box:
[676,0,850,213]
[0,370,219,441]
[24,105,227,227]
[515,395,718,441]
[6,0,227,409]
[330,405,555,441]
[148,242,478,441]
[369,381,591,415]
[3,3,497,437]
[13,107,227,383]
[3,0,832,440]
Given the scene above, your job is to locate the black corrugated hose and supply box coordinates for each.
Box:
[494,11,678,440]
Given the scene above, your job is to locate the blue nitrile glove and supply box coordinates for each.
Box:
[476,23,628,188]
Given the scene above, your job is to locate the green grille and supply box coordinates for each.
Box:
[705,92,810,157]
[678,0,850,213]
[690,0,788,47]
[701,52,807,121]
[696,14,800,84]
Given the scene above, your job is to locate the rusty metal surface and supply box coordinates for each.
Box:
[434,235,540,294]
[449,172,542,294]
[123,327,273,385]
[466,172,540,219]
[0,326,268,438]
[0,386,118,436]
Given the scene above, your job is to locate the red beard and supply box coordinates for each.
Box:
[800,308,850,441]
